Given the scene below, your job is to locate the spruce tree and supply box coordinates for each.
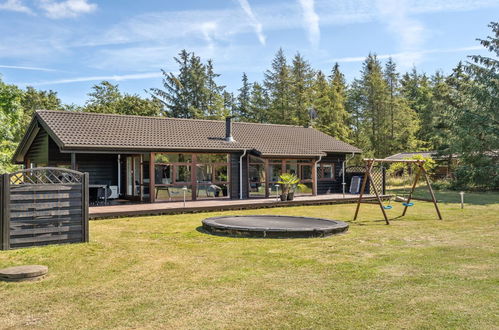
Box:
[264,48,292,124]
[235,73,252,121]
[328,63,351,142]
[290,53,315,126]
[448,22,499,188]
[358,54,391,157]
[313,65,351,141]
[150,50,213,118]
[249,82,270,123]
[400,68,433,147]
[383,59,420,155]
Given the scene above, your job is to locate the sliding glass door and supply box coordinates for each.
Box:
[125,155,143,200]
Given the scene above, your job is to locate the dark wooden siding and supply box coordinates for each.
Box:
[48,137,70,163]
[25,129,48,166]
[76,154,118,185]
[317,153,346,194]
[47,140,118,186]
[230,153,248,199]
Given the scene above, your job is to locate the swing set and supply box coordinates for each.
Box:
[353,158,442,225]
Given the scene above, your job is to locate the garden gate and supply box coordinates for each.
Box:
[0,167,89,250]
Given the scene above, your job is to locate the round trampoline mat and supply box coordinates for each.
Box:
[202,215,349,238]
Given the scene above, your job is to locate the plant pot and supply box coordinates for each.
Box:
[280,194,288,201]
[287,192,295,200]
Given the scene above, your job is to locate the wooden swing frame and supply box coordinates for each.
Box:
[353,158,442,225]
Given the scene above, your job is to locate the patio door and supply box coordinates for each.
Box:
[126,155,143,200]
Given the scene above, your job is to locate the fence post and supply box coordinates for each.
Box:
[382,167,386,195]
[1,174,10,250]
[81,172,89,243]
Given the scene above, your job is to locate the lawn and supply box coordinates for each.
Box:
[1,191,498,329]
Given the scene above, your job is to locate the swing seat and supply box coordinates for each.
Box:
[383,205,393,210]
[402,202,414,207]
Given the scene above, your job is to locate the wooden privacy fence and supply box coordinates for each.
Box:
[0,167,89,250]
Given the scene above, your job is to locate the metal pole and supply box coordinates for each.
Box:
[117,154,121,196]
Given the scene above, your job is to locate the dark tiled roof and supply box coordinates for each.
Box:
[35,110,361,156]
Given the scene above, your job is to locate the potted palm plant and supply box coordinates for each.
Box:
[277,173,306,201]
[288,181,307,201]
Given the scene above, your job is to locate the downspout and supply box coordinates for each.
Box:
[239,149,248,199]
[314,155,323,196]
[117,154,121,196]
[342,152,355,197]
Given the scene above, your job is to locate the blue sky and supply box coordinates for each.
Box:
[0,0,498,105]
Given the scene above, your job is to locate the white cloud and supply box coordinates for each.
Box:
[0,64,57,71]
[376,0,426,66]
[328,45,484,64]
[37,0,97,19]
[236,0,266,45]
[200,21,218,51]
[23,72,163,86]
[2,0,498,75]
[0,0,33,14]
[298,0,320,48]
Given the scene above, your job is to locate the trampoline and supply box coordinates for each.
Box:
[202,215,349,238]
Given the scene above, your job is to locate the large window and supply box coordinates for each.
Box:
[248,156,266,197]
[317,163,335,180]
[154,153,229,201]
[252,158,314,197]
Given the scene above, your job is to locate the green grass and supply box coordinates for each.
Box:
[387,186,499,205]
[1,193,498,329]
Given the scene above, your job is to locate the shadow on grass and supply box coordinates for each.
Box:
[349,214,406,226]
[387,187,499,205]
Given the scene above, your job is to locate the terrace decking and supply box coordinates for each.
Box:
[89,194,382,219]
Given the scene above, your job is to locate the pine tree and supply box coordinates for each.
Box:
[204,59,226,119]
[448,22,499,188]
[358,54,391,157]
[264,48,292,124]
[328,63,351,141]
[383,59,420,155]
[400,68,433,147]
[150,50,207,118]
[384,58,398,149]
[222,91,235,118]
[313,65,351,142]
[249,82,270,123]
[235,73,252,121]
[187,52,209,118]
[289,53,315,126]
[346,79,367,153]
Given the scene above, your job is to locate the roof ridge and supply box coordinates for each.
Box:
[36,110,315,129]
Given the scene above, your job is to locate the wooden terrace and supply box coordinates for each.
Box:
[89,193,383,219]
